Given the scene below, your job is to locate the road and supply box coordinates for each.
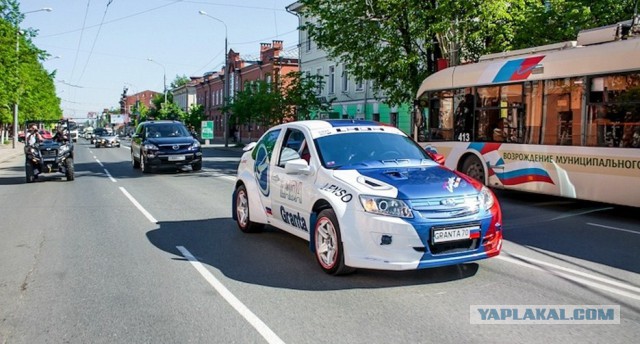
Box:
[0,139,638,344]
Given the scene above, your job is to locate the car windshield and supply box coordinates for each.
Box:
[315,132,430,169]
[146,124,189,138]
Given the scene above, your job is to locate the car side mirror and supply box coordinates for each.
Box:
[427,151,446,165]
[284,158,312,175]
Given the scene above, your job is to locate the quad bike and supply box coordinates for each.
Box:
[24,139,74,183]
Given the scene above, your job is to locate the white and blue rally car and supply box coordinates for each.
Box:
[233,120,503,275]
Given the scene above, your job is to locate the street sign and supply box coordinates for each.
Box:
[201,121,214,139]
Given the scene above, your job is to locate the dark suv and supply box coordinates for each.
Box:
[130,120,202,173]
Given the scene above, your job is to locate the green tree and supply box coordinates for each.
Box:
[281,71,330,120]
[146,93,186,121]
[299,0,637,107]
[1,0,61,132]
[227,80,282,129]
[170,74,191,89]
[226,72,329,129]
[185,103,205,131]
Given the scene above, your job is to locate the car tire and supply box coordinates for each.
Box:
[192,161,202,171]
[235,184,264,233]
[131,151,140,169]
[25,163,35,183]
[95,143,100,148]
[140,152,150,173]
[462,155,486,185]
[65,158,75,181]
[314,208,355,275]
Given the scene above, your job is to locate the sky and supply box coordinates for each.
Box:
[21,0,300,119]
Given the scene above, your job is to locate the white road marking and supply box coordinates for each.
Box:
[95,158,104,167]
[587,222,640,236]
[104,169,117,182]
[119,187,157,223]
[498,252,640,301]
[176,246,286,344]
[549,207,613,221]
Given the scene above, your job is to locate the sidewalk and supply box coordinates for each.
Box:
[199,138,247,152]
[0,142,22,164]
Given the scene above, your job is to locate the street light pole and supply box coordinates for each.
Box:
[199,10,229,147]
[147,58,167,106]
[12,7,52,149]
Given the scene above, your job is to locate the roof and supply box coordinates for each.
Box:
[271,119,405,140]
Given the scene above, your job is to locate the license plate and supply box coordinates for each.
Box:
[432,226,477,243]
[168,155,185,161]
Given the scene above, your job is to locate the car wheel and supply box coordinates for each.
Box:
[235,184,264,233]
[192,161,202,171]
[131,150,140,168]
[314,209,355,275]
[25,163,35,183]
[95,143,100,148]
[140,152,150,173]
[65,158,75,181]
[462,155,485,185]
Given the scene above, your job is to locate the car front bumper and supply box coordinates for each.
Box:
[336,207,502,271]
[145,152,202,169]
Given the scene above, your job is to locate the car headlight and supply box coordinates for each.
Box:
[359,195,413,218]
[478,186,495,210]
[143,143,159,151]
[189,140,200,150]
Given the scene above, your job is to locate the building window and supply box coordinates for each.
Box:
[305,32,311,52]
[316,67,323,95]
[356,79,364,92]
[328,65,335,94]
[342,66,349,93]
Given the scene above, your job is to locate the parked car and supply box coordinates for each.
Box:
[233,120,503,275]
[130,120,202,173]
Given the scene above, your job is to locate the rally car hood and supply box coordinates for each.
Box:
[337,164,479,199]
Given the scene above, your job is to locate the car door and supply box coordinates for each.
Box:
[270,127,316,240]
[249,128,282,223]
[131,124,144,160]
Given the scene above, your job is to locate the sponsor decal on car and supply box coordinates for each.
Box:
[320,183,353,202]
[280,180,303,203]
[254,143,271,196]
[280,206,308,231]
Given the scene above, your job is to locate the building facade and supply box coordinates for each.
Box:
[172,78,199,113]
[286,2,412,135]
[194,40,299,141]
[123,90,161,123]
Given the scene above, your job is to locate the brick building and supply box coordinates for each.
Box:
[195,40,299,142]
[123,90,161,124]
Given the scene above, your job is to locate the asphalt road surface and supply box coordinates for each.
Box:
[1,139,638,344]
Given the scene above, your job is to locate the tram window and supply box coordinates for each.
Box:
[587,73,640,148]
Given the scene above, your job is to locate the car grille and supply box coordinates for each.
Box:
[158,143,191,151]
[41,149,57,159]
[410,195,480,219]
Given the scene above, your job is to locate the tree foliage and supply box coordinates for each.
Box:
[299,0,637,107]
[1,0,61,130]
[226,71,330,127]
[170,74,191,89]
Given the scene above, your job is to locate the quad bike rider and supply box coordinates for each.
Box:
[24,121,75,183]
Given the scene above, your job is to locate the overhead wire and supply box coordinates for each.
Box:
[78,0,114,82]
[69,0,91,83]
